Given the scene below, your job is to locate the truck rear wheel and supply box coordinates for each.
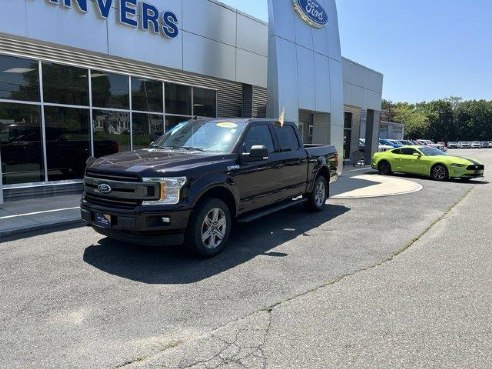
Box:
[304,176,327,212]
[185,198,231,257]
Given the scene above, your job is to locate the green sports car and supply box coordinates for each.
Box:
[371,146,484,181]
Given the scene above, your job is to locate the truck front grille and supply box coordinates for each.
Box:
[85,193,141,209]
[85,169,140,182]
[83,173,160,210]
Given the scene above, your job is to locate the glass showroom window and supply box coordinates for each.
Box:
[193,87,217,117]
[0,103,44,184]
[44,106,90,181]
[91,70,129,109]
[165,115,191,132]
[92,110,130,154]
[131,77,163,113]
[42,62,89,106]
[132,113,164,149]
[0,55,40,102]
[165,83,191,116]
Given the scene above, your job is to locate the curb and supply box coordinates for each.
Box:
[0,219,85,239]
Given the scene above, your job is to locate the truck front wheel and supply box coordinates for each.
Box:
[185,198,232,257]
[304,176,328,212]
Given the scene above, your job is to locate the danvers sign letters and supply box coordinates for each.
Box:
[47,0,179,38]
[293,0,328,29]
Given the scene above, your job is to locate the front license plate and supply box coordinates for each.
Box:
[94,213,111,229]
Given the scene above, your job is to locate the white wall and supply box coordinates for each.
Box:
[0,1,382,111]
[343,57,383,111]
[0,0,268,87]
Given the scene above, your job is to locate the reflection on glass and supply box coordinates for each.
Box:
[0,55,40,102]
[153,119,247,153]
[92,71,129,109]
[132,113,164,150]
[131,77,163,112]
[344,112,352,129]
[42,62,89,106]
[165,83,191,115]
[44,106,90,180]
[92,110,130,155]
[0,103,44,184]
[165,115,191,133]
[193,87,216,117]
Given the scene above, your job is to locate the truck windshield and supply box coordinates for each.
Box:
[152,119,247,153]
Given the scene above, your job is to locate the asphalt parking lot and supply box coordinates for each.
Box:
[0,149,490,369]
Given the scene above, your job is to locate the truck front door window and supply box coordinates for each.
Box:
[243,125,275,153]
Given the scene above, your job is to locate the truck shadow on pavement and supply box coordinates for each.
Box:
[82,204,349,284]
[331,175,383,196]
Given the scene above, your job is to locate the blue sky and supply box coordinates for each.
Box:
[220,0,492,103]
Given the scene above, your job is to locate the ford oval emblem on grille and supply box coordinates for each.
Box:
[97,183,112,194]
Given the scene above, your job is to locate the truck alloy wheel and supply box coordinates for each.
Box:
[304,176,327,212]
[201,208,227,249]
[186,198,231,257]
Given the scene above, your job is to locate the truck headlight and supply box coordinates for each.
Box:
[450,163,466,168]
[142,177,187,205]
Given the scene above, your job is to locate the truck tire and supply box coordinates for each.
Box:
[185,198,231,257]
[304,176,327,212]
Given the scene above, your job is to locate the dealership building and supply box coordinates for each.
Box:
[0,0,383,203]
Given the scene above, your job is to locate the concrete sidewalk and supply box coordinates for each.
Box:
[0,193,83,238]
[0,166,422,239]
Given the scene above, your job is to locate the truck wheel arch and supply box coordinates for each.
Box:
[310,166,330,196]
[193,186,238,218]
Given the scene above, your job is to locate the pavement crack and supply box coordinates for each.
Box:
[113,186,476,369]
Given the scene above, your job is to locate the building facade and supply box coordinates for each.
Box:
[0,0,382,203]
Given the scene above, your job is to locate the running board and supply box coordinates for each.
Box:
[237,198,307,224]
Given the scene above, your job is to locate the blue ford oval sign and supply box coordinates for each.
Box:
[293,0,329,29]
[97,183,112,194]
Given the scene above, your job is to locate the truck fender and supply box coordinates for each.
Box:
[187,174,240,217]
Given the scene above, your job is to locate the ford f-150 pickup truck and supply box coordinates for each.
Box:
[81,118,338,257]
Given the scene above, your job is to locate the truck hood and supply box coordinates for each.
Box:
[88,148,236,175]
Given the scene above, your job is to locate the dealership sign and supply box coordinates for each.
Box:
[293,0,328,29]
[47,0,179,38]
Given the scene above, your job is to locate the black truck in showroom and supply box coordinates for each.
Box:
[81,118,339,257]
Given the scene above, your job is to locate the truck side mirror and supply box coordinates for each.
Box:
[242,145,269,162]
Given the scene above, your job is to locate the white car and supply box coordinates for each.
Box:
[416,139,447,152]
[359,138,393,152]
[471,141,482,148]
[447,142,458,149]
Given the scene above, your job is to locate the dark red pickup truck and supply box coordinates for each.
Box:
[81,118,338,257]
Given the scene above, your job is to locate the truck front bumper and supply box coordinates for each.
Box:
[80,200,192,246]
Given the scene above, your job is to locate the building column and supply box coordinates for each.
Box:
[312,112,330,145]
[364,109,381,163]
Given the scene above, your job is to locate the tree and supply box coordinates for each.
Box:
[391,102,429,139]
[420,100,456,142]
